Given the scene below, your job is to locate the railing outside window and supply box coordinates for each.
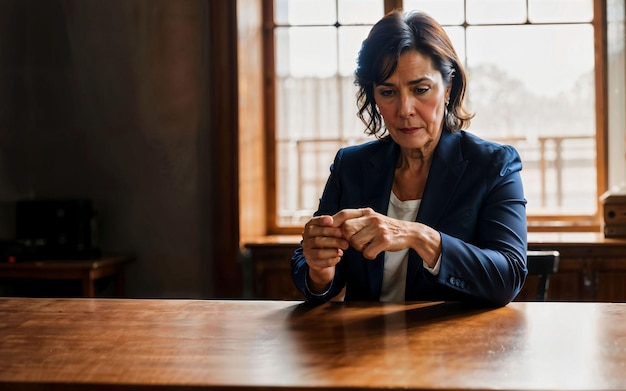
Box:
[276,76,596,225]
[271,0,600,229]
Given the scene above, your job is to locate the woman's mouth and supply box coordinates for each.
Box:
[398,127,420,134]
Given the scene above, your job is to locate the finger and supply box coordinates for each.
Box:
[304,215,344,239]
[304,235,349,251]
[361,228,395,259]
[361,239,382,260]
[306,248,344,268]
[316,215,334,227]
[330,209,367,227]
[308,255,343,270]
[348,230,373,253]
[303,225,346,242]
[341,215,371,242]
[304,215,334,232]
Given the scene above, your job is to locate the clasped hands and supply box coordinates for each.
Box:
[302,208,414,291]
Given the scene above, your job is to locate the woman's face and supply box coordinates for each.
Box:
[374,50,449,156]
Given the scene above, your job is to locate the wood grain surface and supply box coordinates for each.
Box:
[1,298,625,390]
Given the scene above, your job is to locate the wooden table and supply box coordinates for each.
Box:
[0,256,133,297]
[1,299,625,390]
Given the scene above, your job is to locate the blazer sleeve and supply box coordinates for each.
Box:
[291,148,348,303]
[429,143,528,306]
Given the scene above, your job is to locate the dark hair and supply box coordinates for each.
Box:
[355,9,473,137]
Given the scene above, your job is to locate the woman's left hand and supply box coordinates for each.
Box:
[331,208,413,259]
[332,208,442,266]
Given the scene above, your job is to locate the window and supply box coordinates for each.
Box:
[261,0,608,234]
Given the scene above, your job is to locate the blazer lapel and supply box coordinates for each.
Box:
[406,131,468,291]
[362,139,399,213]
[417,131,468,228]
[358,134,467,299]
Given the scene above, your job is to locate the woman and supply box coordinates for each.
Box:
[291,9,527,307]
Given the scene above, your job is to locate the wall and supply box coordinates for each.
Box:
[0,0,239,298]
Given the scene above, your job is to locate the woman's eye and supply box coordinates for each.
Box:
[379,89,394,97]
[414,86,430,94]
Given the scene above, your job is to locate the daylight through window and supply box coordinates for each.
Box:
[271,0,599,228]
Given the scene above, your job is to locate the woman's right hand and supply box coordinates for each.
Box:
[301,215,350,293]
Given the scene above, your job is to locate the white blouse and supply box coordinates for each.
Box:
[380,191,441,302]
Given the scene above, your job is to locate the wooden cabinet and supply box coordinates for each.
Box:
[244,233,626,302]
[243,239,303,300]
[524,233,626,301]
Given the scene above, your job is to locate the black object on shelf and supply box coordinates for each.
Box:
[15,199,100,260]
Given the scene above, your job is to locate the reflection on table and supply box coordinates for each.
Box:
[0,298,624,390]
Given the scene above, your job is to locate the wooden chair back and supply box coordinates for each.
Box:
[526,250,560,301]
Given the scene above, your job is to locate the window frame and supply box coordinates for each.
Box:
[254,0,608,237]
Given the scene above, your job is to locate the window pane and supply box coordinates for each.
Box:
[271,0,601,227]
[338,26,374,134]
[402,0,465,25]
[277,140,345,225]
[467,25,595,112]
[528,0,593,23]
[338,26,371,76]
[276,77,343,139]
[274,3,380,225]
[466,24,596,213]
[338,0,383,24]
[275,0,337,25]
[443,26,466,64]
[467,0,527,24]
[607,0,626,189]
[275,78,369,224]
[275,26,338,77]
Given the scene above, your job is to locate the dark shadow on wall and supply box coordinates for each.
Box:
[0,0,223,299]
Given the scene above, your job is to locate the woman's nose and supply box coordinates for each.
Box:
[398,94,415,119]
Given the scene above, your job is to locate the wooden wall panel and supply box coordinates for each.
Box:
[237,0,267,244]
[208,0,242,297]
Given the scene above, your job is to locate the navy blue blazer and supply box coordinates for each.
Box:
[291,130,528,307]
